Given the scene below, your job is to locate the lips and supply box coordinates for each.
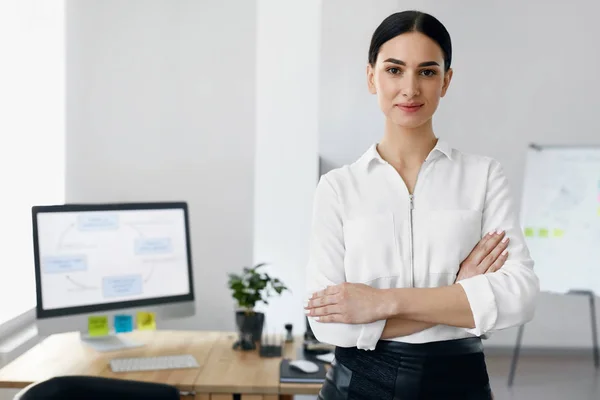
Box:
[396,103,423,113]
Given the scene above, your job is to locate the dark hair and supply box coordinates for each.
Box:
[368,10,452,71]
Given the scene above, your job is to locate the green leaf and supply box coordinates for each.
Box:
[226,261,287,308]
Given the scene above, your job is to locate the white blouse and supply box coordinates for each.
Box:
[305,139,540,350]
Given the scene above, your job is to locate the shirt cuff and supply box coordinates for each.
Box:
[458,275,498,336]
[356,320,386,350]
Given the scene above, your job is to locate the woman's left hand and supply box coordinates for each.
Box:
[304,282,388,324]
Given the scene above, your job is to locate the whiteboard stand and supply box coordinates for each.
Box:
[508,290,599,387]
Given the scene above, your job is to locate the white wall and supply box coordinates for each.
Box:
[318,0,399,175]
[319,0,600,349]
[253,0,321,336]
[0,0,65,326]
[59,0,600,350]
[66,0,256,332]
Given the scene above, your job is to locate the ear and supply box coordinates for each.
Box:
[441,67,453,98]
[366,64,376,94]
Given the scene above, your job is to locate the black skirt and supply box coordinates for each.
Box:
[318,337,493,400]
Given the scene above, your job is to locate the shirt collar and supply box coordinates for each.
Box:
[358,138,453,170]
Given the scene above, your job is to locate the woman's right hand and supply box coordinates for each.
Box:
[455,230,509,282]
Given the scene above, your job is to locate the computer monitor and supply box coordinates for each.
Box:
[31,202,195,350]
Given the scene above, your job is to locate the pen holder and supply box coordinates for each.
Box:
[259,343,282,357]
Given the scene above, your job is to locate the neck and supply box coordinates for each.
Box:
[377,118,437,168]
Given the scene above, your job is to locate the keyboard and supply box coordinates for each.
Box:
[109,354,199,373]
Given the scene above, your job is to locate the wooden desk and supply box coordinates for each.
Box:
[279,336,324,396]
[0,331,324,400]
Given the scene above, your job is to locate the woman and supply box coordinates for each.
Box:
[304,10,539,399]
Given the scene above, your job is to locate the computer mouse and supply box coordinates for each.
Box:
[289,359,319,374]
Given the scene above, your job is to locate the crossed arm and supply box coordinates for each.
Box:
[381,230,513,338]
[307,264,495,341]
[305,162,540,349]
[380,288,470,339]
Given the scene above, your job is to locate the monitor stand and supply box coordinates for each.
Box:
[79,332,145,352]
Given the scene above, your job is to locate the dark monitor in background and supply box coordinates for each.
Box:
[31,201,195,350]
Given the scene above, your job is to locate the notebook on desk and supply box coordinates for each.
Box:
[279,359,327,384]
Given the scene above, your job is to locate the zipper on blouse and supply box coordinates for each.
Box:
[409,193,415,288]
[387,158,429,288]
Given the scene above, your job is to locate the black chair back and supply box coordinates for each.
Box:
[14,376,180,400]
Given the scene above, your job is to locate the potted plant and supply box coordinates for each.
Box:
[227,262,288,350]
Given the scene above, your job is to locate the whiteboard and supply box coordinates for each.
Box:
[520,145,600,295]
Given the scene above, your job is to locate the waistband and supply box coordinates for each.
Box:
[337,337,483,358]
[376,337,483,356]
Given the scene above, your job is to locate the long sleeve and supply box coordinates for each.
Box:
[458,160,540,336]
[305,174,386,349]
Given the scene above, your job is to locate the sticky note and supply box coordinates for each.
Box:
[524,227,535,237]
[597,207,600,217]
[538,228,549,238]
[88,316,109,337]
[136,311,156,331]
[114,315,133,333]
[597,193,600,203]
[553,229,564,238]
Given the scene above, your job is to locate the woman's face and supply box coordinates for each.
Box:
[367,31,452,129]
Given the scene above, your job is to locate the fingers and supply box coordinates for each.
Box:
[470,229,505,266]
[306,294,338,309]
[464,231,494,266]
[314,314,345,323]
[310,284,341,299]
[486,249,508,273]
[475,230,495,250]
[479,236,510,272]
[307,304,342,318]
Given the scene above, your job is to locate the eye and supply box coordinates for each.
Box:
[420,69,437,77]
[387,67,402,75]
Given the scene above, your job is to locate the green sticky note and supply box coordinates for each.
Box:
[524,227,535,237]
[136,311,156,331]
[553,229,564,238]
[539,228,549,238]
[88,316,109,337]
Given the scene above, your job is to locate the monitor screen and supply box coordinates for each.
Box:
[32,202,194,318]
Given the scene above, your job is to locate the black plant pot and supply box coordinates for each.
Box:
[233,310,265,351]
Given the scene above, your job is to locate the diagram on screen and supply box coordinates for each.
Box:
[38,209,190,310]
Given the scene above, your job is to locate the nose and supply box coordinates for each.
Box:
[401,73,420,98]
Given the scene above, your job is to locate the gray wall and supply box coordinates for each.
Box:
[319,0,600,349]
[66,0,256,332]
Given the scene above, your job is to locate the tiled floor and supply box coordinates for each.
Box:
[0,389,17,400]
[0,354,598,399]
[486,354,599,400]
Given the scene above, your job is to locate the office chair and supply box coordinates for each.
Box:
[13,376,180,400]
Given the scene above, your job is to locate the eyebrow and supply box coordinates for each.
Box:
[383,58,440,67]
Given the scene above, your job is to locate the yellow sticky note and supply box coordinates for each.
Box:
[88,316,109,337]
[553,229,564,238]
[524,227,535,237]
[539,228,549,238]
[597,207,600,216]
[136,311,156,331]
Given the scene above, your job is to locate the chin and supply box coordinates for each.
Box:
[387,107,433,130]
[390,115,430,130]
